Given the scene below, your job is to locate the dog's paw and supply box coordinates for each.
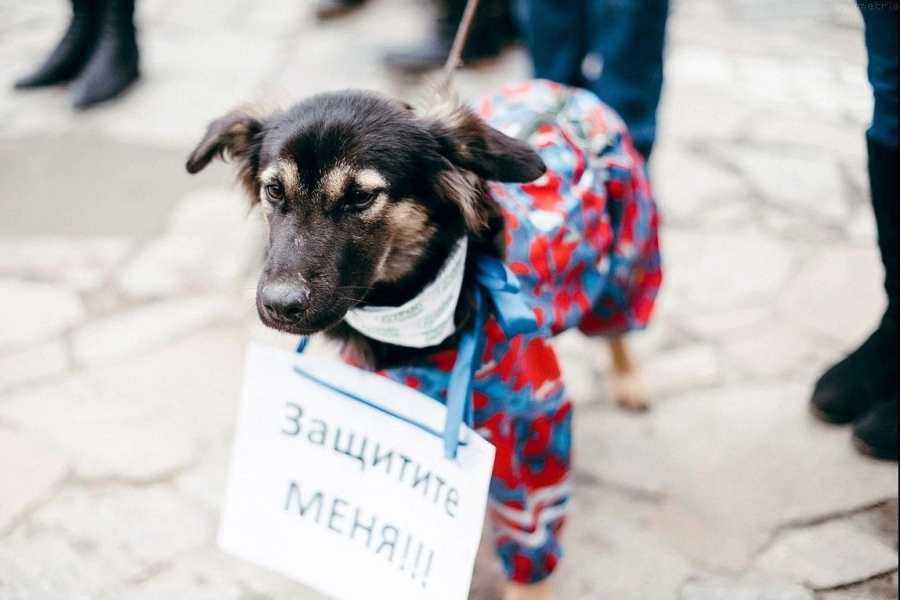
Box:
[606,370,652,412]
[504,581,557,600]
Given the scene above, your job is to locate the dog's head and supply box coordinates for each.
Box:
[186,90,545,336]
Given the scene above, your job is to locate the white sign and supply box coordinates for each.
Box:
[218,344,496,600]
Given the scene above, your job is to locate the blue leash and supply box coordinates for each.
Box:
[296,255,537,461]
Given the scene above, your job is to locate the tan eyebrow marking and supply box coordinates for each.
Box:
[260,164,279,183]
[278,159,301,196]
[355,169,387,191]
[259,165,279,206]
[260,160,302,195]
[322,163,352,202]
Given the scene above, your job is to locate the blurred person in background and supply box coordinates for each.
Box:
[811,2,898,461]
[316,0,517,72]
[378,0,668,162]
[381,0,518,73]
[513,0,670,161]
[13,0,140,109]
[315,0,368,19]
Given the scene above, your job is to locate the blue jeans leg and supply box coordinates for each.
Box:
[514,0,670,159]
[514,0,588,87]
[860,2,899,148]
[584,0,670,159]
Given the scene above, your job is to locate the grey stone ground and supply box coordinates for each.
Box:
[0,0,897,598]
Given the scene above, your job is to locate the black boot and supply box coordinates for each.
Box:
[812,139,899,429]
[852,139,899,460]
[854,397,899,460]
[811,327,896,423]
[70,0,140,109]
[314,0,366,20]
[383,0,513,73]
[14,0,100,89]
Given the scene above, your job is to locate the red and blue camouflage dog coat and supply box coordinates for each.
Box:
[355,80,661,585]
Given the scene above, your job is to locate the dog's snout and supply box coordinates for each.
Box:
[261,281,311,324]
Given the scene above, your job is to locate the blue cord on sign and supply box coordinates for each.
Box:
[293,255,538,462]
[292,363,470,450]
[442,255,538,460]
[442,285,486,461]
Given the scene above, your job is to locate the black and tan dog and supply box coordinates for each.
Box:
[187,82,659,599]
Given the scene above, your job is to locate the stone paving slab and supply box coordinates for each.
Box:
[0,236,133,292]
[71,295,243,365]
[753,520,899,590]
[0,327,247,481]
[0,279,86,352]
[115,187,265,299]
[555,486,697,600]
[819,573,900,600]
[0,340,69,396]
[0,484,212,600]
[681,578,816,600]
[575,382,898,573]
[0,428,69,535]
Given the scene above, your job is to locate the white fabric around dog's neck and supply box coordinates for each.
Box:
[344,238,468,348]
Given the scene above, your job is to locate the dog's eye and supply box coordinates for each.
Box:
[344,189,377,210]
[265,184,284,202]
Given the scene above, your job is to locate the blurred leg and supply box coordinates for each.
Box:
[514,0,588,88]
[70,0,140,109]
[383,0,511,73]
[864,1,899,359]
[861,3,899,150]
[853,2,899,461]
[584,0,670,159]
[314,0,366,20]
[854,134,899,460]
[813,4,898,460]
[14,0,100,89]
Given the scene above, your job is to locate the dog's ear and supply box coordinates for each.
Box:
[424,102,546,183]
[185,110,264,176]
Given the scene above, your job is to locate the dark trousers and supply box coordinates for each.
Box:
[513,0,670,159]
[860,2,899,148]
[859,3,899,343]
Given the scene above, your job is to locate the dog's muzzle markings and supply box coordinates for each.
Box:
[344,237,468,348]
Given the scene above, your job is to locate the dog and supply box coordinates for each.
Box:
[187,80,661,600]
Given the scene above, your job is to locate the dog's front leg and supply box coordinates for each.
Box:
[606,334,651,411]
[504,581,557,600]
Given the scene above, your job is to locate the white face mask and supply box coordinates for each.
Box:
[344,238,468,349]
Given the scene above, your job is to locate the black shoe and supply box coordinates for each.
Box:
[811,327,896,424]
[384,0,511,74]
[384,37,454,74]
[384,36,505,74]
[315,0,365,20]
[854,397,899,461]
[14,0,100,89]
[70,0,139,109]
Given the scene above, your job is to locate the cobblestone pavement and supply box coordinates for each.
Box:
[1,0,898,598]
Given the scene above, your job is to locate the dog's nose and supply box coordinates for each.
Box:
[261,282,311,324]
